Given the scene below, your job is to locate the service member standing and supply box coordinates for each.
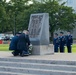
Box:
[59,32,66,53]
[53,33,59,52]
[66,31,73,53]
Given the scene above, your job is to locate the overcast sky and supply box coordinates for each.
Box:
[6,0,10,2]
[6,0,9,2]
[6,0,33,4]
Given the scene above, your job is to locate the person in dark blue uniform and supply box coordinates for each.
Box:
[17,30,30,57]
[53,33,59,52]
[9,33,21,56]
[66,31,73,53]
[59,32,66,53]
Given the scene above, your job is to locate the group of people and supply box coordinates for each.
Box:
[9,30,73,57]
[53,31,73,53]
[9,30,30,57]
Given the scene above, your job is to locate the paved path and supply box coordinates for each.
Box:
[0,51,76,61]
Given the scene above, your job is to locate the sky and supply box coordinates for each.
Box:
[6,0,76,11]
[6,0,10,2]
[6,0,33,4]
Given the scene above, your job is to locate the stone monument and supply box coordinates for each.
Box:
[28,13,54,55]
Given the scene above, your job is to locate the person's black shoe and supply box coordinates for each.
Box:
[12,52,14,55]
[20,53,24,57]
[12,51,15,56]
[12,51,19,56]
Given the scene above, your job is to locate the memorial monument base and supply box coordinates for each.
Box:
[32,44,54,55]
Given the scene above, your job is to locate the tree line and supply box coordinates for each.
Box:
[0,0,76,38]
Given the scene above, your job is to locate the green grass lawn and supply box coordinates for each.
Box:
[65,44,76,53]
[0,44,76,53]
[0,44,9,51]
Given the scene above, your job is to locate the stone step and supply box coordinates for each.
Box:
[0,61,76,71]
[0,57,76,66]
[0,66,76,75]
[0,71,36,75]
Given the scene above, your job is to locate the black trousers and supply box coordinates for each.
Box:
[19,46,29,55]
[12,50,20,56]
[67,45,71,53]
[54,45,58,52]
[60,46,64,53]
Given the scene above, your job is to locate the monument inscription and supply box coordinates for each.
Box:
[29,15,43,38]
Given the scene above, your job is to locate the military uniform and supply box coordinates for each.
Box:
[53,37,59,52]
[59,36,66,53]
[17,33,30,56]
[66,35,73,53]
[9,36,19,56]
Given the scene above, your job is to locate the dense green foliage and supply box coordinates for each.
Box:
[0,0,76,36]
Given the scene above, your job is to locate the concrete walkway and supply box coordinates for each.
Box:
[0,51,76,61]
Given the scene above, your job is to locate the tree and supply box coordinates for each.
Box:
[3,0,31,34]
[0,0,76,40]
[26,0,76,40]
[0,0,10,33]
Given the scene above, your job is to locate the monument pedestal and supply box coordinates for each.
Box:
[32,44,54,55]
